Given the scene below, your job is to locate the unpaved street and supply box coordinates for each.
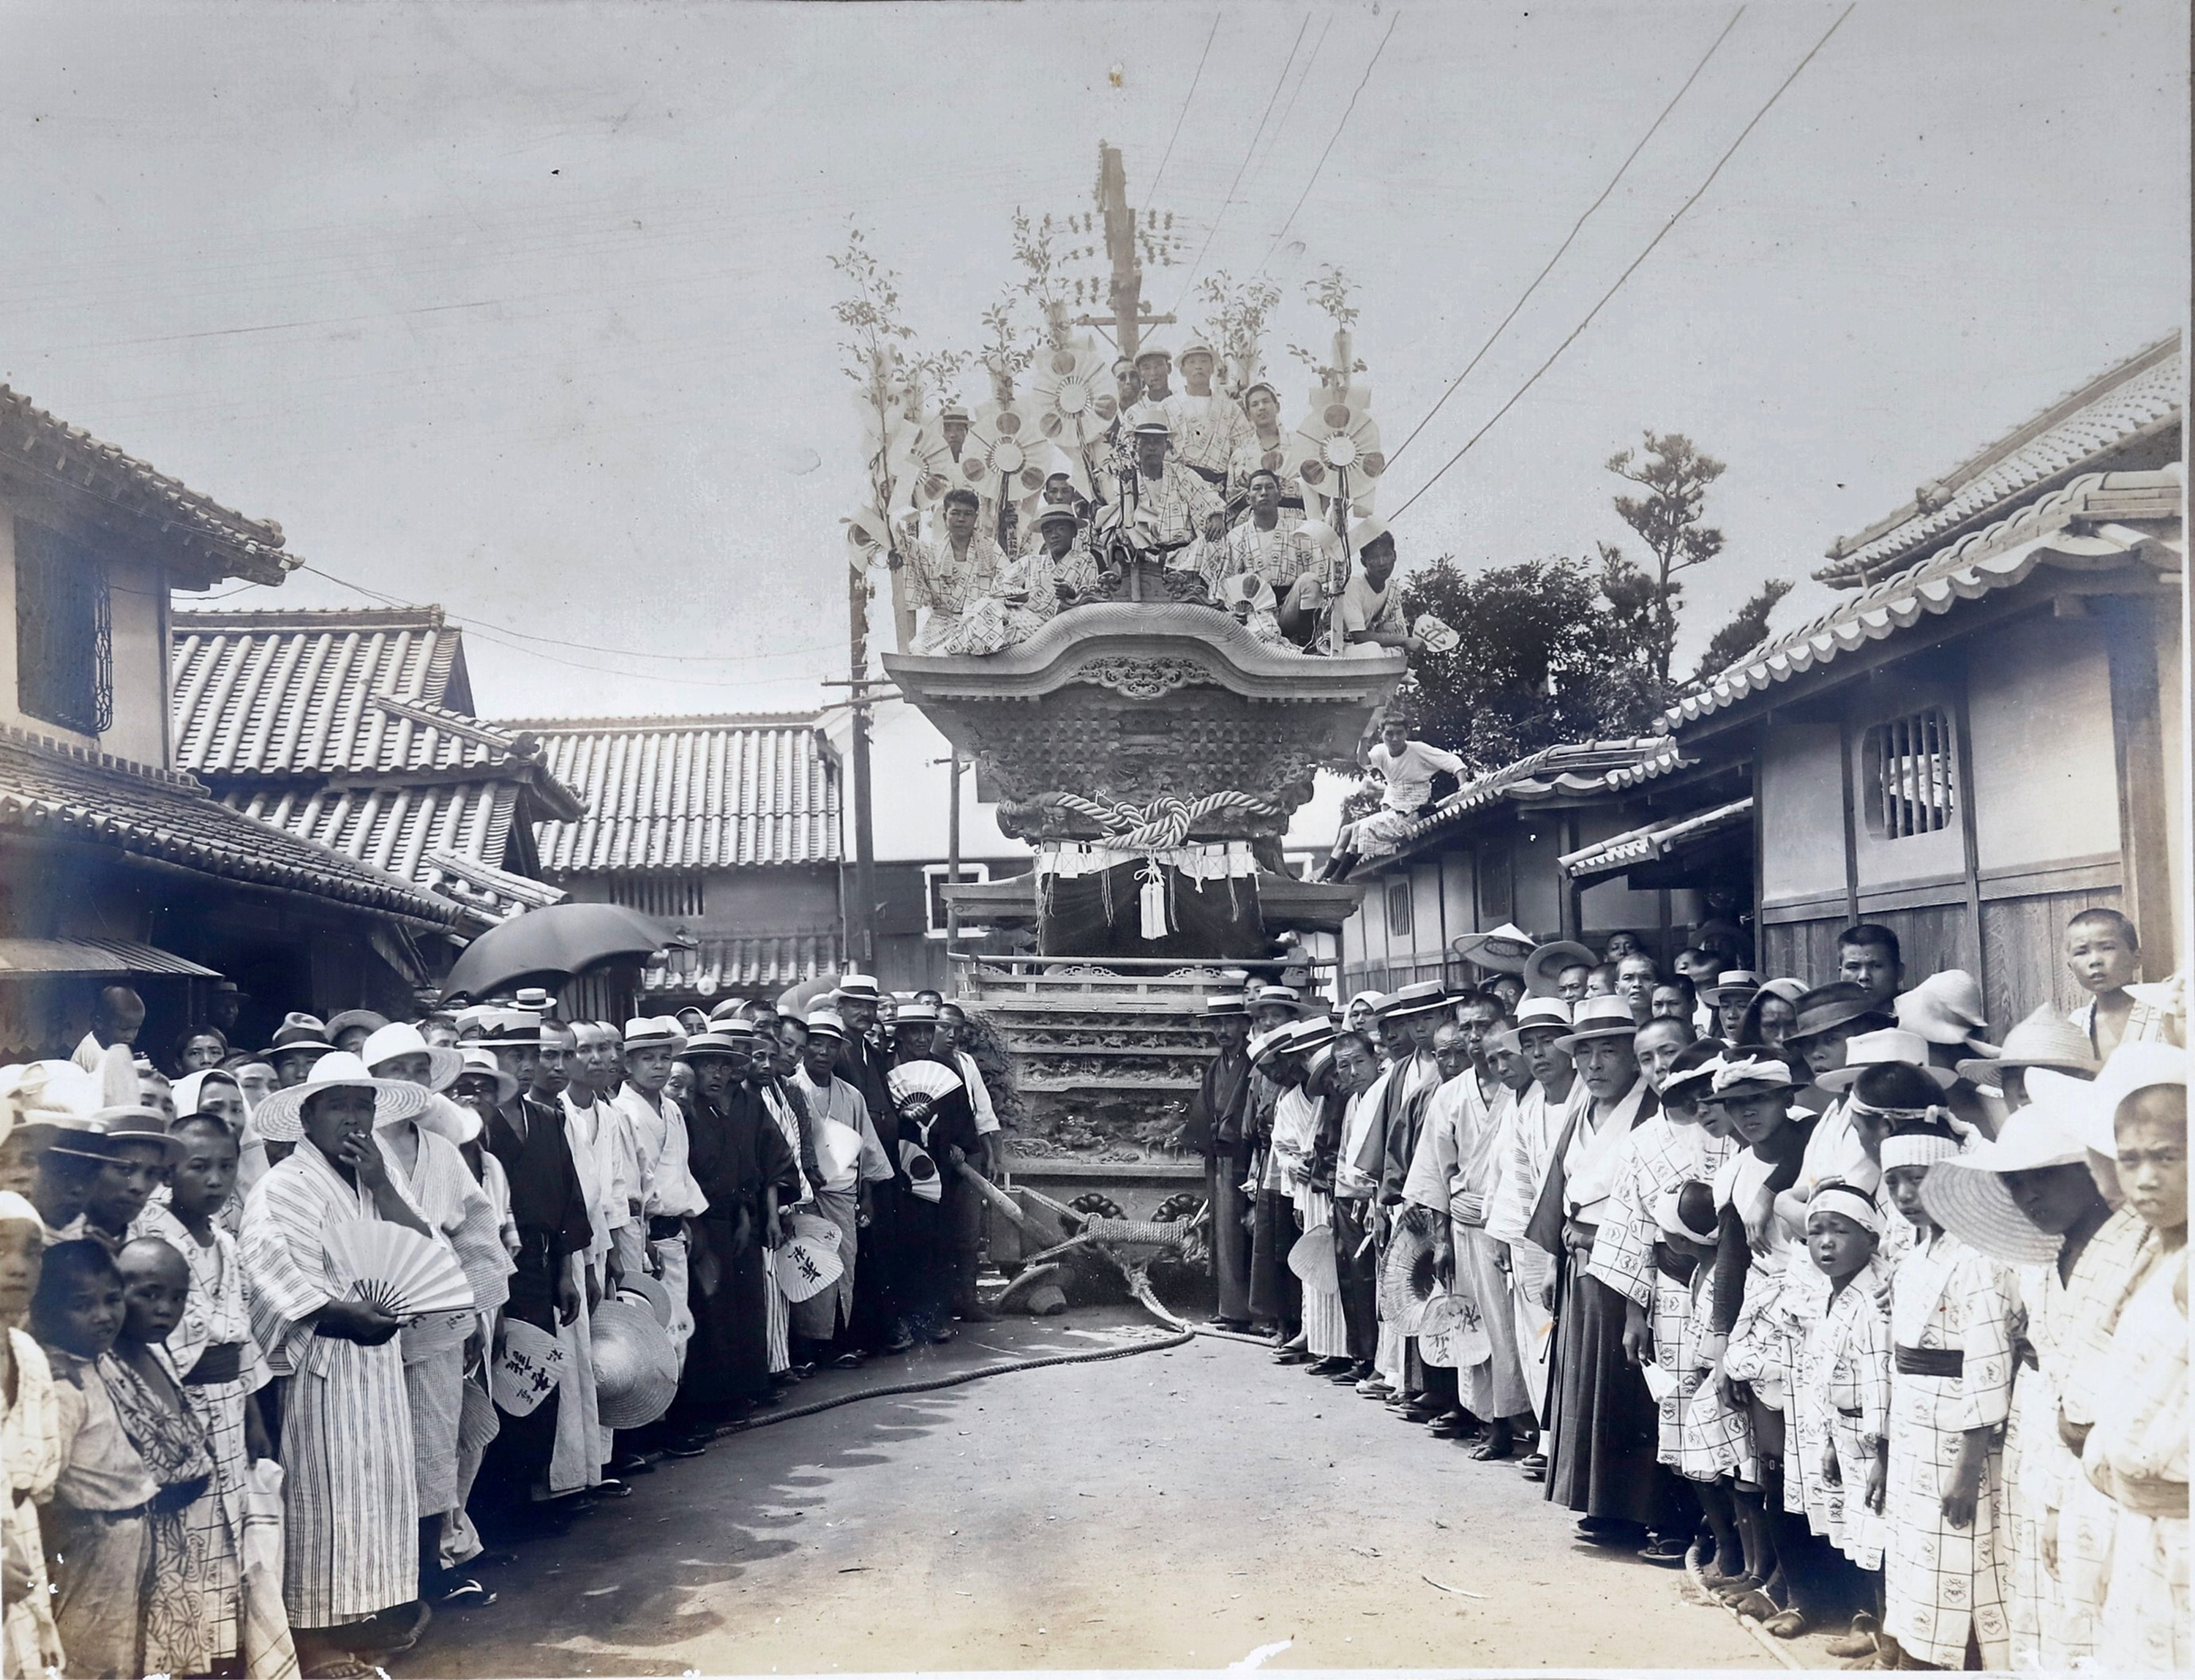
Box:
[392,1310,1769,1673]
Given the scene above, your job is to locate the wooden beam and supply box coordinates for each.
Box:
[1836,709,1861,928]
[2097,597,2178,975]
[1948,666,1989,1002]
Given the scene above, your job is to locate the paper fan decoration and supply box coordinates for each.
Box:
[901,421,960,508]
[1413,613,1460,655]
[887,1060,964,1106]
[959,401,1051,500]
[1029,345,1119,451]
[321,1219,473,1320]
[843,503,896,569]
[1288,386,1385,517]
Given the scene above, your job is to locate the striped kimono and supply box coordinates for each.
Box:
[615,1083,707,1360]
[1486,1077,1586,1424]
[789,1069,893,1343]
[132,1201,269,1663]
[1884,1229,2014,1670]
[1790,1254,1892,1570]
[757,1082,811,1373]
[241,1141,424,1629]
[383,1122,509,1516]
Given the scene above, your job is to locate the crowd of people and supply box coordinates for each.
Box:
[0,975,1008,1679]
[1182,908,2186,1670]
[894,337,1427,661]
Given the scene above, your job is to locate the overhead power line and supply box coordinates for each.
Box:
[1171,13,1313,312]
[1386,4,1746,468]
[1146,11,1225,211]
[1389,2,1856,522]
[1257,10,1403,276]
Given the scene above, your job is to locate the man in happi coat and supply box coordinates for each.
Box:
[240,1054,451,1663]
[787,1011,894,1366]
[905,488,1010,654]
[1406,1018,1534,1457]
[613,1016,707,1366]
[1528,996,1674,1543]
[1183,994,1256,1330]
[1200,467,1324,599]
[830,975,911,1356]
[475,1012,591,1533]
[1163,339,1255,484]
[1121,416,1226,559]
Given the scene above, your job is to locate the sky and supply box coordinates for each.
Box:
[2,0,2185,724]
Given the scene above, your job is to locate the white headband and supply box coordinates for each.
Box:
[1711,1054,1796,1093]
[1879,1133,1962,1171]
[1808,1184,1880,1234]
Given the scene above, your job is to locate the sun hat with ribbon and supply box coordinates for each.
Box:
[621,1016,682,1051]
[361,1022,464,1095]
[803,1010,849,1041]
[2065,1043,2188,1160]
[679,1031,751,1062]
[470,1009,541,1049]
[449,1048,518,1111]
[1379,980,1451,1020]
[1919,1088,2095,1264]
[1201,993,1250,1018]
[1815,1027,1959,1094]
[1283,1016,1337,1058]
[1523,940,1596,999]
[834,972,883,1003]
[1700,970,1763,1007]
[249,1051,432,1144]
[1452,923,1536,975]
[1895,970,1999,1058]
[896,1001,942,1028]
[1553,995,1638,1053]
[1959,1002,2099,1086]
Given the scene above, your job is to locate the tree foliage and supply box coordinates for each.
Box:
[1602,430,1727,687]
[1692,578,1795,682]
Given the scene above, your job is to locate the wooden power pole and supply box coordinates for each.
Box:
[1073,143,1177,360]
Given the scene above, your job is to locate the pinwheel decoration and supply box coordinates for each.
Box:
[899,419,959,508]
[1288,387,1387,518]
[1028,344,1119,452]
[959,400,1052,502]
[841,503,896,570]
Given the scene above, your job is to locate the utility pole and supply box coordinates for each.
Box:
[833,573,889,971]
[1071,143,1180,360]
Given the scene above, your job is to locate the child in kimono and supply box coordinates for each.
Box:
[32,1239,162,1680]
[131,1114,272,1668]
[1,1192,64,1680]
[1793,1181,1893,1662]
[1660,1177,1756,1589]
[1880,1127,2014,1670]
[108,1237,219,1676]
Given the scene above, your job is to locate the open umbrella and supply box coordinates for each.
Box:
[440,904,687,1002]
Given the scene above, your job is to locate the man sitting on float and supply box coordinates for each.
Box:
[1278,519,1422,658]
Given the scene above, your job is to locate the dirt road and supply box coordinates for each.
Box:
[393,1310,1774,1673]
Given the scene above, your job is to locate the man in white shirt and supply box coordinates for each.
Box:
[787,1011,896,1367]
[1323,718,1466,880]
[614,1017,707,1365]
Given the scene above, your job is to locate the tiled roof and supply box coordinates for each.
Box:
[0,937,222,978]
[0,726,459,926]
[507,715,841,873]
[1672,466,2184,732]
[642,931,844,999]
[1816,336,2181,589]
[218,780,565,923]
[1384,738,1669,853]
[0,386,296,588]
[1559,797,1753,883]
[172,609,507,778]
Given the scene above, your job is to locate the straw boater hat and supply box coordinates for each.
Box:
[707,997,748,1025]
[896,1001,941,1028]
[1513,996,1573,1036]
[360,1022,464,1094]
[834,972,882,1004]
[450,1048,518,1111]
[249,1051,432,1145]
[1959,1002,2098,1086]
[621,1016,681,1052]
[1785,982,1894,1047]
[1554,995,1637,1053]
[1379,980,1451,1020]
[1283,1016,1337,1058]
[1815,1027,1959,1094]
[1202,992,1250,1019]
[89,1106,186,1165]
[1895,970,1999,1060]
[2065,1043,2188,1160]
[1452,923,1536,975]
[261,1013,337,1060]
[1523,940,1596,999]
[1700,970,1763,1008]
[678,1031,749,1062]
[1919,1089,2097,1265]
[511,987,559,1018]
[804,1010,848,1041]
[470,1009,541,1049]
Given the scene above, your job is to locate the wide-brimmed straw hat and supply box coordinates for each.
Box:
[361,1022,464,1094]
[1918,1091,2095,1264]
[449,1048,518,1111]
[1554,996,1637,1052]
[1815,1027,1958,1094]
[1523,941,1596,999]
[1896,970,1998,1058]
[590,1297,679,1430]
[1959,1002,2098,1086]
[250,1051,432,1144]
[2065,1043,2189,1159]
[1451,923,1536,975]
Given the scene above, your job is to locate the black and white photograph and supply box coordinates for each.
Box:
[0,2,2187,1675]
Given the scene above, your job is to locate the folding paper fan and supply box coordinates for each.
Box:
[887,1060,963,1106]
[322,1219,473,1320]
[960,402,1051,500]
[1029,345,1119,451]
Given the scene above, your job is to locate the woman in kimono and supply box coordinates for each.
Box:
[241,1053,445,1676]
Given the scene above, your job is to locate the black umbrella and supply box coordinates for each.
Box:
[440,904,689,1001]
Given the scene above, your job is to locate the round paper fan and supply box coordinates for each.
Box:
[1029,345,1119,451]
[322,1218,473,1320]
[887,1060,963,1106]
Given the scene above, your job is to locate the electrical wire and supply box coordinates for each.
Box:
[1170,13,1313,313]
[1387,2,1856,522]
[1384,4,1746,468]
[1145,11,1226,212]
[1256,10,1403,276]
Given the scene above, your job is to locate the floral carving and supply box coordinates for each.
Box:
[1075,656,1212,700]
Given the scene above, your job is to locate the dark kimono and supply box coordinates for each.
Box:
[888,1073,980,1337]
[836,1035,904,1348]
[1187,1047,1254,1322]
[674,1084,775,1422]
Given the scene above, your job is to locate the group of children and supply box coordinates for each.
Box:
[1215,908,2184,1670]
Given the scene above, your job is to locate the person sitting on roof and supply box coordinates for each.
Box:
[1319,714,1464,880]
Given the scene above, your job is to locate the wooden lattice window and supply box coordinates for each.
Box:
[1862,706,1956,839]
[14,520,111,735]
[1385,877,1414,938]
[608,874,706,920]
